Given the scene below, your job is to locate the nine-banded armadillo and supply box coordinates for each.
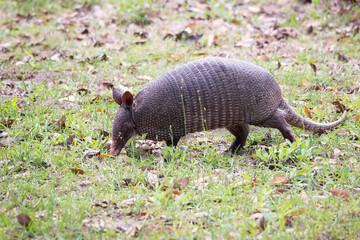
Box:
[110,57,346,156]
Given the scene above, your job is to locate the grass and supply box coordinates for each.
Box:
[1,0,360,239]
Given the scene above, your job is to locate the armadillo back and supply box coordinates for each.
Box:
[134,57,282,141]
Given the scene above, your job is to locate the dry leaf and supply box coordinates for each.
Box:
[248,213,265,230]
[71,168,84,175]
[83,150,100,159]
[332,101,347,113]
[300,190,309,203]
[172,190,181,195]
[56,115,66,129]
[136,75,153,81]
[354,115,360,122]
[310,63,317,74]
[338,37,351,43]
[272,174,288,184]
[330,189,350,199]
[304,106,312,119]
[260,54,270,62]
[120,198,136,206]
[173,177,189,190]
[0,119,14,128]
[16,213,31,227]
[168,54,182,61]
[275,188,288,193]
[288,207,305,216]
[195,173,220,190]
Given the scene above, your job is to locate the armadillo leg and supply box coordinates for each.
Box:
[226,124,249,154]
[257,109,296,143]
[166,138,180,147]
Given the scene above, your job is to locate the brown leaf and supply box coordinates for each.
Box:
[7,161,25,172]
[83,150,100,159]
[90,95,100,104]
[195,173,220,190]
[16,213,31,227]
[332,101,348,113]
[259,54,270,62]
[337,37,351,43]
[134,39,148,45]
[288,207,306,216]
[123,178,134,186]
[120,198,136,206]
[330,189,350,199]
[0,119,14,128]
[168,54,183,61]
[173,177,189,190]
[310,63,317,74]
[248,213,265,230]
[349,13,358,22]
[172,190,181,195]
[300,190,309,203]
[141,165,155,171]
[275,188,288,193]
[272,174,288,184]
[71,168,84,175]
[354,115,360,122]
[304,106,312,119]
[77,88,89,95]
[56,115,66,129]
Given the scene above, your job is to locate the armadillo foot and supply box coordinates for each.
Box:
[257,109,296,143]
[166,138,180,147]
[226,124,249,154]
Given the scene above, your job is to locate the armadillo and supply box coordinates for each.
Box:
[110,57,346,156]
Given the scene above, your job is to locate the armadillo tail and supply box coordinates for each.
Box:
[279,100,347,133]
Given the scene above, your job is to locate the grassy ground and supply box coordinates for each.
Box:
[1,0,360,239]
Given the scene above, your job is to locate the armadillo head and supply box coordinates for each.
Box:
[111,89,136,156]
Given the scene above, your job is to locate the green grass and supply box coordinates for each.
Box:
[1,0,360,239]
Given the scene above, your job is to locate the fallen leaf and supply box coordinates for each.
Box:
[333,148,341,155]
[168,54,183,61]
[141,165,155,171]
[96,109,107,114]
[195,173,220,190]
[7,161,25,172]
[248,213,265,230]
[77,87,89,95]
[288,207,305,216]
[0,119,15,128]
[330,189,350,199]
[310,63,317,74]
[173,177,189,190]
[300,190,309,203]
[275,188,288,193]
[136,75,153,81]
[134,39,148,45]
[260,54,270,62]
[172,190,181,195]
[16,213,31,227]
[123,178,134,186]
[272,174,288,184]
[147,172,159,189]
[349,13,358,22]
[71,168,84,175]
[120,198,136,206]
[332,101,347,113]
[354,115,360,122]
[56,115,66,129]
[304,106,312,119]
[338,37,351,43]
[83,150,100,159]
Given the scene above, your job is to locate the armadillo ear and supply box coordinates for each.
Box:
[122,91,133,107]
[112,88,123,105]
